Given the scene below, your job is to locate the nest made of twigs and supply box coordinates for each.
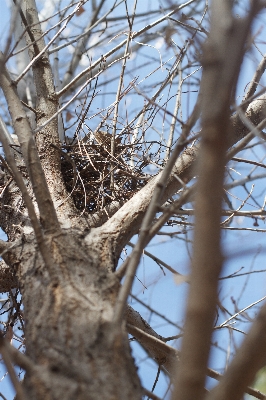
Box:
[60,139,148,213]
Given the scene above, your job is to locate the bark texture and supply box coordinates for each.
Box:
[16,231,142,399]
[0,2,266,400]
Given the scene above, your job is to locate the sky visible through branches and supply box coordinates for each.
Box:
[0,1,266,399]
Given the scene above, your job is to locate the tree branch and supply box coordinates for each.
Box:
[173,2,262,400]
[57,0,195,98]
[0,335,34,373]
[96,92,266,266]
[206,301,266,400]
[0,120,58,272]
[18,0,79,223]
[0,52,60,233]
[126,309,266,400]
[242,52,266,106]
[0,335,27,400]
[62,0,106,88]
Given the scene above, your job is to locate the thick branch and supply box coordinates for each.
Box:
[0,121,57,272]
[126,311,266,400]
[1,1,85,230]
[95,91,266,260]
[96,146,197,261]
[173,3,262,400]
[0,52,60,233]
[20,0,78,224]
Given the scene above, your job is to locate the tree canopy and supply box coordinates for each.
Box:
[0,1,266,399]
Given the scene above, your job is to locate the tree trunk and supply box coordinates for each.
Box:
[1,2,266,400]
[14,230,142,399]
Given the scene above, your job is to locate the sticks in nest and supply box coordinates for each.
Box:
[61,139,149,213]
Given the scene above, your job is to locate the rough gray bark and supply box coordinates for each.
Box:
[0,68,266,399]
[0,1,266,400]
[17,232,142,399]
[0,56,266,400]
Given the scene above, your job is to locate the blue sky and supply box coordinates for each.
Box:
[0,1,266,399]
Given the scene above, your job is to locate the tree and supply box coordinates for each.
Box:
[0,0,266,399]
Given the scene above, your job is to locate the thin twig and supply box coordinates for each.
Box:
[129,324,266,399]
[111,0,137,191]
[128,242,183,276]
[242,52,266,107]
[165,64,182,161]
[13,1,85,85]
[0,335,26,400]
[34,55,129,135]
[218,296,266,329]
[62,0,109,87]
[52,0,124,57]
[56,0,196,98]
[173,209,266,217]
[232,156,266,169]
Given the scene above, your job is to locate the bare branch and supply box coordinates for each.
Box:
[0,336,34,372]
[127,310,266,399]
[96,90,266,265]
[242,52,266,106]
[0,334,27,400]
[110,0,137,191]
[57,0,196,98]
[173,2,261,400]
[0,117,15,146]
[62,0,107,87]
[14,1,85,85]
[0,114,58,273]
[0,52,60,233]
[206,301,266,400]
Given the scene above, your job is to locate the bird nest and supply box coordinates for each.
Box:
[60,138,149,213]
